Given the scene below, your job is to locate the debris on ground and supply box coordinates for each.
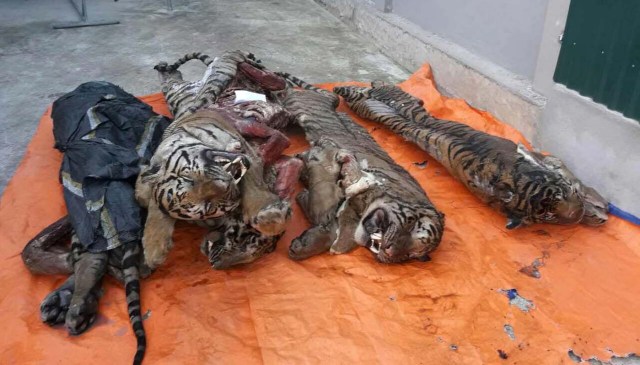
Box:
[450,344,458,351]
[519,252,550,279]
[498,349,508,359]
[567,349,640,364]
[499,289,535,312]
[504,324,516,340]
[568,349,583,363]
[142,309,152,321]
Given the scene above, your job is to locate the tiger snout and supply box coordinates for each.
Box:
[202,149,251,184]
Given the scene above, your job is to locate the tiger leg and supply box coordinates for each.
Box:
[288,220,337,261]
[241,161,291,237]
[238,62,287,91]
[296,188,312,218]
[234,118,290,165]
[336,150,379,197]
[336,150,363,186]
[273,156,303,199]
[22,215,73,275]
[65,240,108,335]
[289,189,337,260]
[330,200,360,254]
[142,199,176,270]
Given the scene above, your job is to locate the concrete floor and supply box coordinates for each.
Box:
[0,0,408,195]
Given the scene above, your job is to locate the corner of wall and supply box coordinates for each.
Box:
[532,0,640,217]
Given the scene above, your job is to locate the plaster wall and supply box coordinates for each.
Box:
[376,0,549,79]
[317,0,640,217]
[533,0,640,217]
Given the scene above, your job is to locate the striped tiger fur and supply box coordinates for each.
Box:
[280,76,444,263]
[200,210,282,269]
[29,229,149,365]
[138,51,296,270]
[157,50,263,121]
[136,109,257,269]
[335,83,608,228]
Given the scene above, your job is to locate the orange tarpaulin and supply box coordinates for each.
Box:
[1,65,639,364]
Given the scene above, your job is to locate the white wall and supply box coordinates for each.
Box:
[532,0,640,217]
[382,0,549,79]
[319,0,640,217]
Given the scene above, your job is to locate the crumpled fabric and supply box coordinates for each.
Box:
[51,81,171,252]
[0,66,639,364]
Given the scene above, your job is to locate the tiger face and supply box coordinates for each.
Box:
[520,175,584,227]
[512,146,585,227]
[202,218,280,269]
[532,153,608,227]
[354,197,444,263]
[144,144,250,221]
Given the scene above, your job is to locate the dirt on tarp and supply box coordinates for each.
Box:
[1,65,639,364]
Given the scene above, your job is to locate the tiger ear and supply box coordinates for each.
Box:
[135,162,161,208]
[516,143,546,168]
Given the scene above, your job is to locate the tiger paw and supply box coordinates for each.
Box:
[64,289,102,335]
[250,201,291,237]
[40,287,73,326]
[344,171,380,198]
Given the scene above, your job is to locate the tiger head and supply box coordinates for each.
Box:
[354,196,445,263]
[578,186,609,226]
[526,178,584,227]
[138,145,250,221]
[532,153,609,227]
[503,145,585,229]
[202,219,280,269]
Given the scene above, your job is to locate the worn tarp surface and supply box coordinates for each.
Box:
[1,65,639,364]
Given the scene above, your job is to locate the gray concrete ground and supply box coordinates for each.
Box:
[0,0,408,196]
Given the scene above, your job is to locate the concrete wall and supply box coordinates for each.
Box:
[380,0,549,79]
[532,0,640,217]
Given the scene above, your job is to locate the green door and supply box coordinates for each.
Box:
[554,0,640,122]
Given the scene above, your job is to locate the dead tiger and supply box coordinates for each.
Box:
[139,51,301,270]
[279,74,445,263]
[334,82,608,229]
